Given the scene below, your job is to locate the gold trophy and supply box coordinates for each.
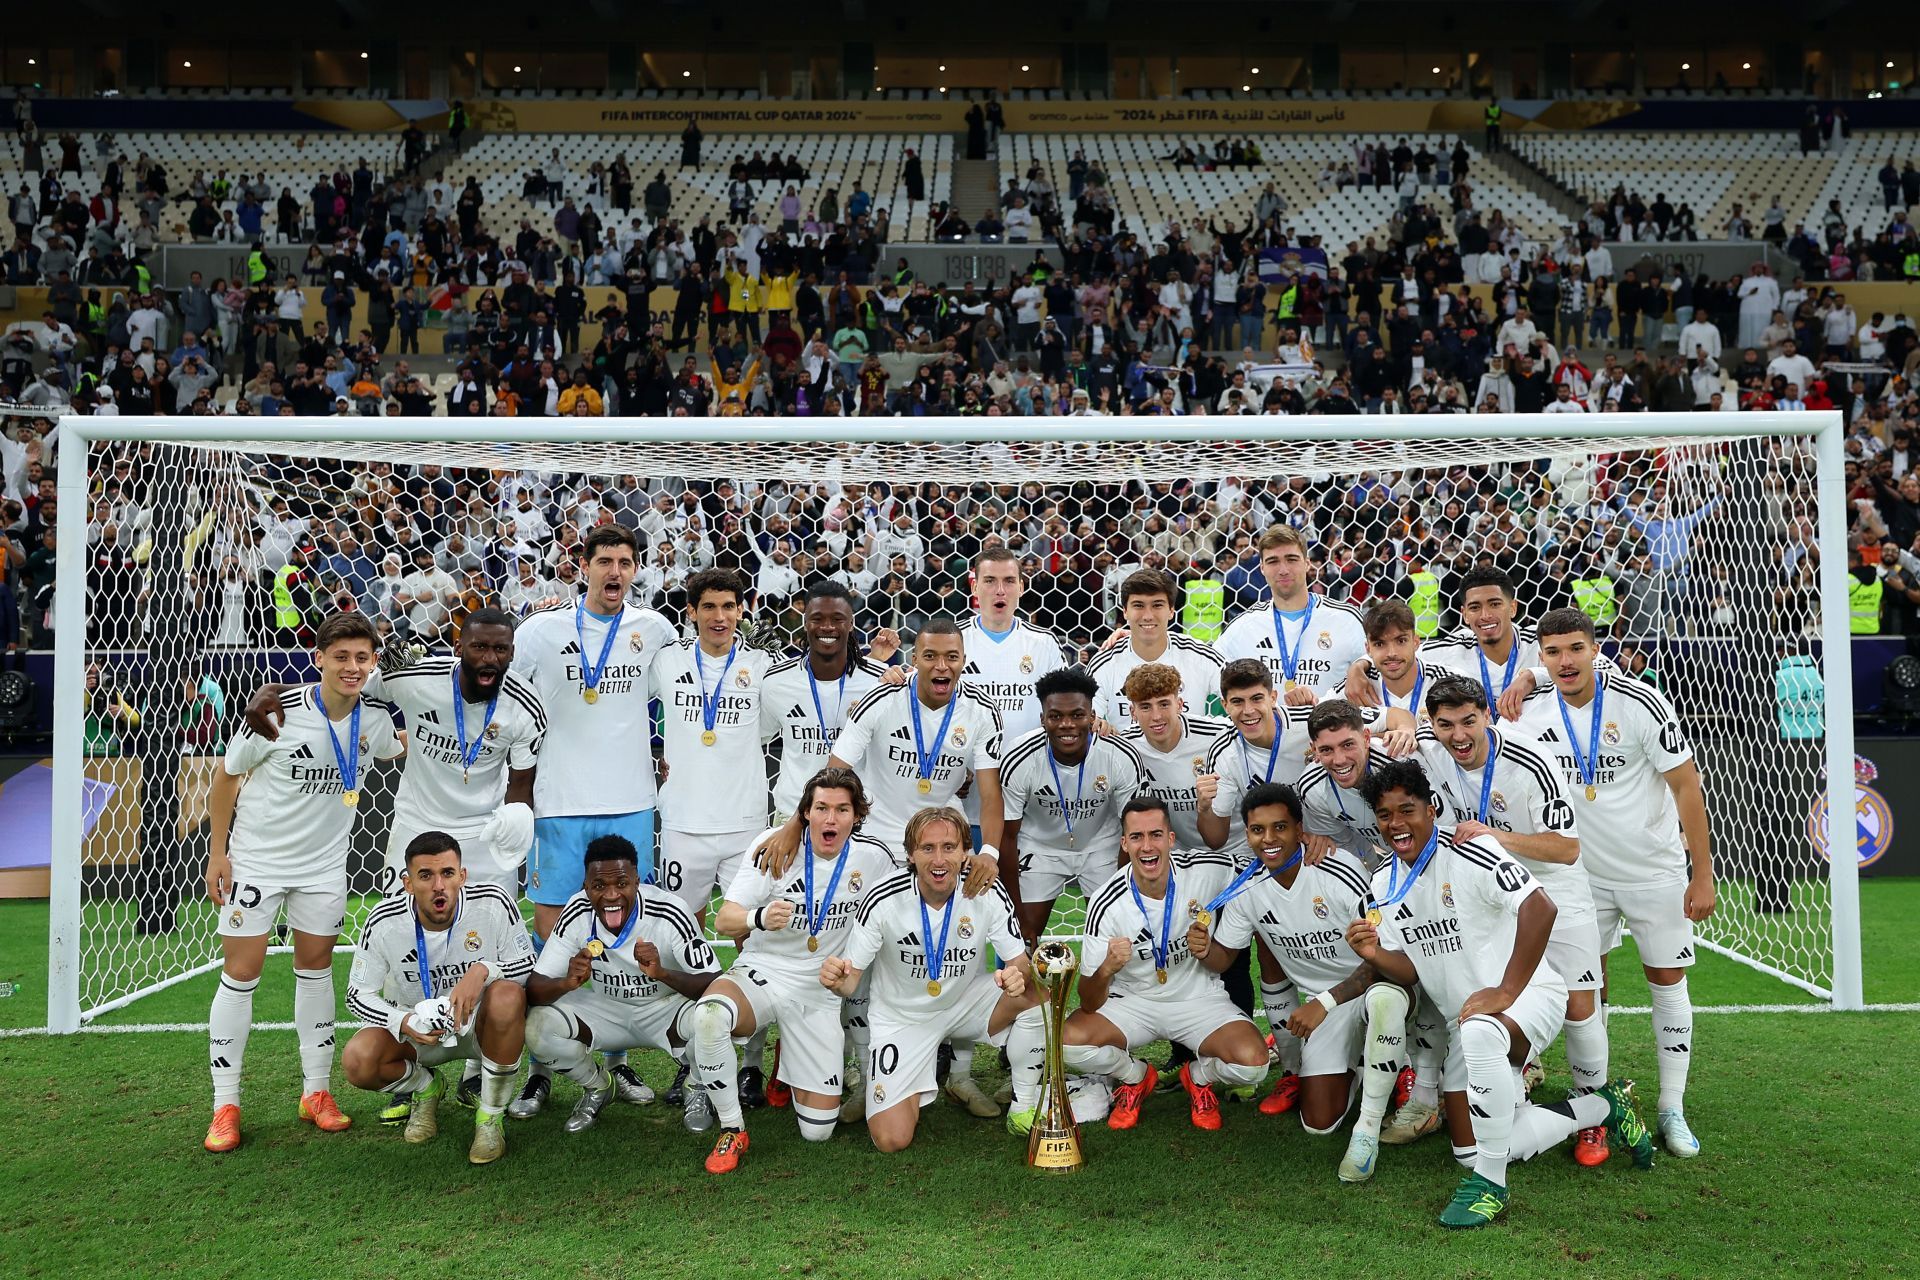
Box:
[1026,941,1086,1174]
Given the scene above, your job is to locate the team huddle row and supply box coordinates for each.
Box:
[201,522,1712,1227]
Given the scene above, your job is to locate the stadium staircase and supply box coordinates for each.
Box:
[1483,145,1586,229]
[949,156,1002,226]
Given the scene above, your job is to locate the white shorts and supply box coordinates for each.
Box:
[658,828,757,915]
[1544,914,1605,991]
[867,980,1011,1117]
[1019,843,1125,906]
[217,875,347,939]
[724,960,847,1097]
[1592,881,1695,971]
[539,985,695,1055]
[1292,994,1367,1079]
[1441,978,1567,1091]
[1092,985,1253,1057]
[411,1026,483,1070]
[383,817,514,897]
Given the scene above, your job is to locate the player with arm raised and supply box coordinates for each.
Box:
[696,769,899,1172]
[509,522,678,1117]
[759,582,891,823]
[201,611,405,1153]
[341,831,532,1164]
[1331,599,1453,721]
[821,806,1039,1153]
[1088,569,1225,729]
[1215,525,1368,700]
[523,833,720,1135]
[1420,674,1609,1165]
[1341,760,1653,1228]
[1513,608,1712,1159]
[999,667,1151,945]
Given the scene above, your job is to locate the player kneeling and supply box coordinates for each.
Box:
[1341,760,1653,1228]
[695,768,899,1172]
[1010,797,1268,1134]
[820,806,1037,1154]
[342,832,533,1164]
[523,835,720,1134]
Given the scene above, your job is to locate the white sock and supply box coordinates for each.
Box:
[794,1100,838,1142]
[1410,993,1444,1106]
[1461,1015,1518,1188]
[526,1007,606,1089]
[1006,1005,1047,1112]
[1563,1009,1609,1098]
[1650,977,1692,1113]
[693,996,744,1130]
[844,994,870,1075]
[742,1022,771,1070]
[1259,979,1304,1074]
[1203,1058,1264,1091]
[462,1058,483,1084]
[603,1050,628,1070]
[947,1042,975,1084]
[1359,983,1410,1131]
[292,967,337,1095]
[1066,1042,1143,1084]
[387,1059,434,1095]
[209,973,258,1108]
[1452,1142,1477,1169]
[1510,1094,1608,1161]
[478,1054,517,1117]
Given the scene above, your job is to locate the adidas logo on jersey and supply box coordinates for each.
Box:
[560,641,581,655]
[962,661,981,674]
[1577,970,1596,984]
[675,671,695,685]
[417,708,440,724]
[289,744,315,759]
[787,704,810,719]
[1394,904,1414,921]
[890,725,914,741]
[1536,728,1562,743]
[1676,946,1694,960]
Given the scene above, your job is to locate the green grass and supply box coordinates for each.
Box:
[0,883,1916,1279]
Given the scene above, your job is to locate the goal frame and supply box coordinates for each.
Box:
[45,411,1862,1031]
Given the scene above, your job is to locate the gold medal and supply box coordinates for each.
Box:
[1284,678,1296,691]
[1155,968,1168,985]
[583,688,599,704]
[701,729,717,746]
[1584,784,1596,801]
[1192,908,1213,930]
[807,935,819,953]
[926,979,942,997]
[341,790,359,808]
[585,939,605,959]
[1366,908,1382,927]
[917,778,933,794]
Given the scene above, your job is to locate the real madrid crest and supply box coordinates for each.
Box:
[951,725,968,747]
[1441,881,1455,909]
[1191,756,1206,777]
[1093,774,1109,793]
[1019,655,1034,674]
[848,871,864,892]
[1602,721,1622,747]
[958,915,975,940]
[464,930,482,953]
[228,909,244,928]
[359,736,371,753]
[1316,630,1332,650]
[485,723,501,739]
[1311,895,1329,919]
[630,632,645,652]
[736,669,752,687]
[1490,790,1507,814]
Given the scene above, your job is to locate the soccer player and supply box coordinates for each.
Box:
[1008,796,1266,1133]
[1331,600,1452,721]
[759,581,893,824]
[523,833,720,1134]
[510,522,677,1116]
[1088,569,1225,729]
[961,546,1069,744]
[1513,608,1712,1159]
[1212,784,1407,1182]
[1410,566,1538,715]
[821,806,1037,1154]
[651,568,778,922]
[1117,662,1229,852]
[1419,674,1606,1163]
[202,611,405,1153]
[1299,699,1409,864]
[1215,526,1368,698]
[697,768,898,1172]
[1338,759,1652,1227]
[341,831,532,1164]
[999,667,1151,944]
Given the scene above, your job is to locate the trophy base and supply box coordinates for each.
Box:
[1026,1125,1086,1173]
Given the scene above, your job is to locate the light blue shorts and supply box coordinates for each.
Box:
[529,810,656,907]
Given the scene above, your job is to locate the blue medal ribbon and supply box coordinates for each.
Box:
[413,894,462,1000]
[1383,664,1426,715]
[803,832,851,943]
[1130,868,1179,975]
[695,641,740,738]
[590,897,641,954]
[1375,826,1441,912]
[1204,851,1301,914]
[315,687,361,799]
[919,889,956,989]
[451,664,500,783]
[1045,745,1087,842]
[806,662,850,750]
[574,603,623,698]
[1330,757,1371,823]
[1556,676,1606,796]
[1270,597,1317,686]
[1479,640,1520,722]
[1239,712,1285,786]
[908,677,960,789]
[1455,730,1499,823]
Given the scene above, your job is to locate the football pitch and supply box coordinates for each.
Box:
[1,883,1916,1280]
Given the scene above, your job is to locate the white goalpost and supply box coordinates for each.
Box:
[42,412,1863,1034]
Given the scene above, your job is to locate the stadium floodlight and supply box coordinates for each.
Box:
[39,411,1861,1032]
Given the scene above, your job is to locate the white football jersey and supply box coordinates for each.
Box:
[1121,716,1231,850]
[345,883,534,1036]
[1081,849,1238,1001]
[1421,623,1541,713]
[758,655,890,816]
[1371,831,1557,1022]
[534,885,719,1006]
[1418,724,1591,922]
[1213,850,1372,993]
[1298,746,1403,864]
[960,616,1070,740]
[998,726,1150,858]
[223,685,404,884]
[1205,702,1323,855]
[1087,633,1225,728]
[1330,659,1455,722]
[832,681,1003,851]
[510,602,679,818]
[845,872,1025,1020]
[726,830,900,982]
[1512,671,1694,890]
[651,638,778,834]
[369,657,545,838]
[1216,595,1368,696]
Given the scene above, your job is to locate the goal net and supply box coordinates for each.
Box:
[33,411,1861,1029]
